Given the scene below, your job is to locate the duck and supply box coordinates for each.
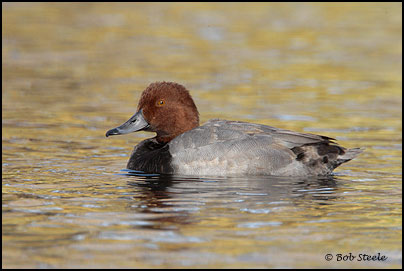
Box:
[106,81,363,176]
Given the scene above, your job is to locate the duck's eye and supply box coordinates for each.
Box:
[156,99,165,107]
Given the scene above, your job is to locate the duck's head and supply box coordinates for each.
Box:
[106,82,199,143]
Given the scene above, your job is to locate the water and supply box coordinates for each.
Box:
[2,2,402,268]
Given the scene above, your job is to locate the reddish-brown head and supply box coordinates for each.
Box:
[106,82,200,143]
[139,82,199,142]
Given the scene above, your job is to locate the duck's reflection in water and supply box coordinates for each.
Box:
[124,169,341,231]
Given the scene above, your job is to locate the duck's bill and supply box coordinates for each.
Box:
[106,110,149,137]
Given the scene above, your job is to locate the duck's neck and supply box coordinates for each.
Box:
[156,121,199,144]
[156,134,176,144]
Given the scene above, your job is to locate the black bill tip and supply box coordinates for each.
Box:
[106,128,120,137]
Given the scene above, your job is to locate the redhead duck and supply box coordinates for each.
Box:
[106,82,363,176]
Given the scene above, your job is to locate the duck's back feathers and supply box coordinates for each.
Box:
[165,119,363,176]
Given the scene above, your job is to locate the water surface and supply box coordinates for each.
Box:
[2,3,402,268]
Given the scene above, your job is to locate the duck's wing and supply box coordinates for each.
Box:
[168,119,362,176]
[172,119,334,148]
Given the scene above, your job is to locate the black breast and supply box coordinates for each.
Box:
[126,138,173,174]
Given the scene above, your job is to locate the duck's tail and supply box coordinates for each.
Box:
[292,144,364,176]
[336,147,365,167]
